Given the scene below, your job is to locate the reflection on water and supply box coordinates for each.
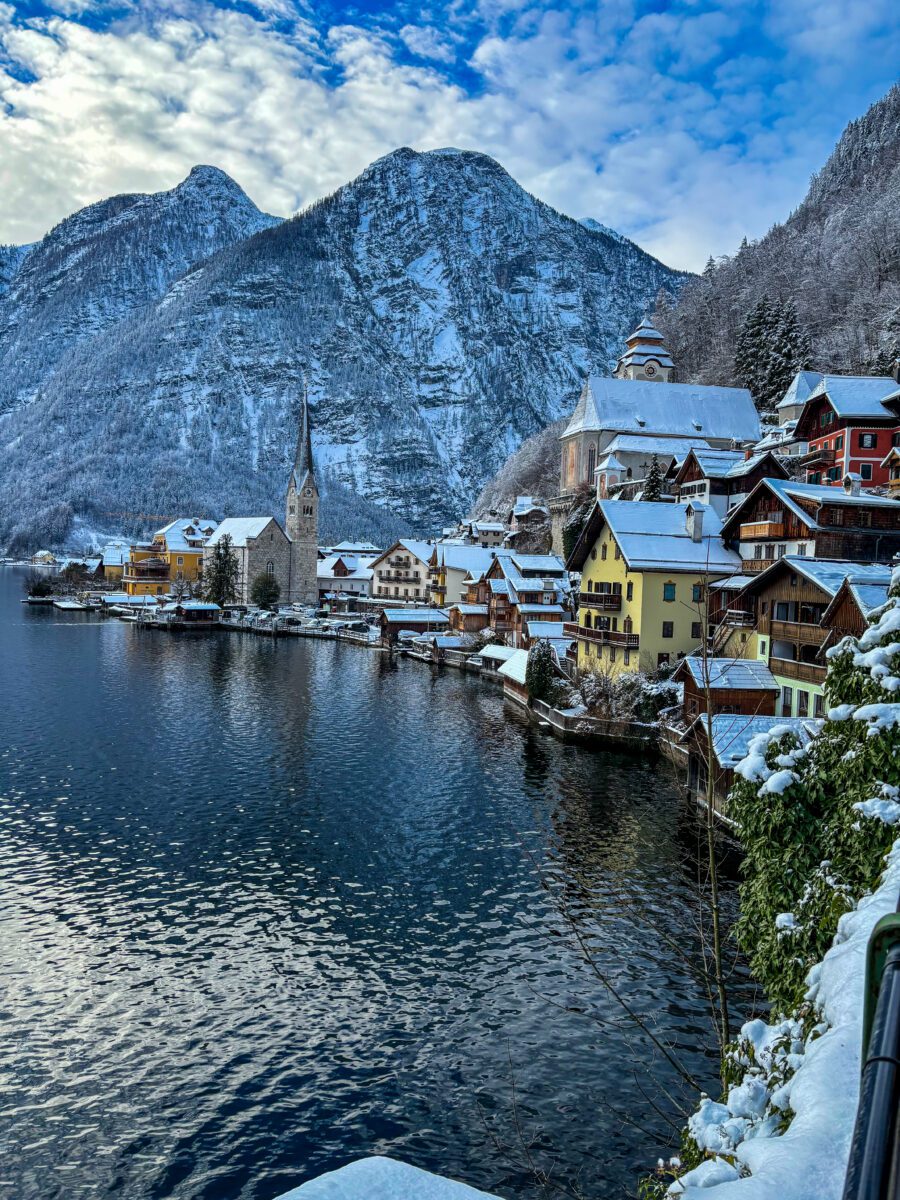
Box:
[0,568,750,1200]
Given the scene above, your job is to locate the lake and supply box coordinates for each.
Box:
[0,566,748,1200]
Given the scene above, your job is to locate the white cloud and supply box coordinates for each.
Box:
[0,1,897,269]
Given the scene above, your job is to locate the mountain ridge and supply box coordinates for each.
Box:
[0,146,687,550]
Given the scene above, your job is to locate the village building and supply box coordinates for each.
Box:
[203,517,293,606]
[326,540,381,557]
[428,545,502,607]
[497,648,531,706]
[682,713,820,816]
[793,374,900,487]
[821,574,892,644]
[719,476,900,572]
[672,656,779,725]
[379,607,450,645]
[284,390,319,605]
[451,519,507,548]
[447,602,491,635]
[317,553,376,603]
[614,318,675,382]
[565,500,741,676]
[720,557,893,719]
[470,553,570,647]
[98,541,132,582]
[670,448,788,517]
[880,447,900,498]
[123,518,218,597]
[369,540,435,603]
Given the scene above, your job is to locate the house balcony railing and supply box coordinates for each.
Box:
[742,557,776,573]
[768,619,828,645]
[770,656,826,685]
[722,608,755,627]
[564,621,639,648]
[578,591,621,611]
[122,564,170,582]
[798,446,835,468]
[739,517,785,539]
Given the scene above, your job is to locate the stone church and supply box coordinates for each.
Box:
[285,389,319,606]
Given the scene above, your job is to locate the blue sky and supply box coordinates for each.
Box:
[1,0,898,268]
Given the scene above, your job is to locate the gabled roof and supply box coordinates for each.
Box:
[498,648,530,685]
[526,620,568,639]
[562,377,759,442]
[736,556,893,600]
[684,714,821,768]
[369,539,435,568]
[510,495,549,517]
[821,577,891,627]
[724,451,788,481]
[795,374,900,436]
[330,540,380,554]
[478,644,517,663]
[673,448,745,482]
[776,370,824,412]
[674,656,779,692]
[607,433,712,459]
[721,476,900,536]
[206,517,276,548]
[433,545,499,574]
[567,500,740,575]
[381,608,449,624]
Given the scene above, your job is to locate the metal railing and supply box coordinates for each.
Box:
[842,902,900,1200]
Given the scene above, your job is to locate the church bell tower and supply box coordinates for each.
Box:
[286,385,319,606]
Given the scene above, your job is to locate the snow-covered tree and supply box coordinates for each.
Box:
[525,639,555,703]
[642,453,663,502]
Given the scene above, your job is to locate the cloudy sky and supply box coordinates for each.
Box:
[1,0,897,269]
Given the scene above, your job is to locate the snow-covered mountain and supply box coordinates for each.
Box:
[0,148,686,550]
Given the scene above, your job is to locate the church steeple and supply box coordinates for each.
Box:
[614,317,675,382]
[285,381,319,606]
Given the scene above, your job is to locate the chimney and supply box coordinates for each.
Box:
[843,473,861,496]
[744,447,753,461]
[686,503,704,542]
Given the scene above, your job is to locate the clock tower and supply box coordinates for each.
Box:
[285,385,319,606]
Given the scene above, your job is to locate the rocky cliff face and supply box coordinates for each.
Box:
[0,148,686,550]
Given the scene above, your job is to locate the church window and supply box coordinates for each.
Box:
[266,561,274,575]
[289,504,295,514]
[587,445,596,481]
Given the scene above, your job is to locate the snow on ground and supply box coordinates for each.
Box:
[274,1157,500,1199]
[672,838,900,1199]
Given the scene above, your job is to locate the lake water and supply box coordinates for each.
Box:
[0,567,749,1200]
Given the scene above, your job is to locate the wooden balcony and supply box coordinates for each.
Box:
[739,519,785,539]
[769,619,828,646]
[578,591,621,611]
[564,621,639,648]
[798,446,835,468]
[770,657,826,685]
[742,557,775,573]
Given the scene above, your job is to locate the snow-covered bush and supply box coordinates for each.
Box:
[576,666,679,722]
[652,566,900,1197]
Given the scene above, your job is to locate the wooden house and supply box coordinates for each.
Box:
[793,374,900,487]
[672,656,779,724]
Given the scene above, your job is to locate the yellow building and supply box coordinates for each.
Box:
[123,518,218,596]
[566,500,742,675]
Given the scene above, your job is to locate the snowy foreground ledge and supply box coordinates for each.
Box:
[675,839,900,1199]
[274,1157,501,1200]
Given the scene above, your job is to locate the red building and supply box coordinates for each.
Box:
[794,374,900,488]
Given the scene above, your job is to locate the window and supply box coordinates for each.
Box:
[266,560,274,575]
[691,621,702,640]
[860,463,873,481]
[609,646,616,663]
[176,556,184,566]
[614,544,621,560]
[797,690,809,717]
[584,613,592,629]
[657,653,670,667]
[759,639,767,656]
[662,621,674,639]
[623,650,631,667]
[790,572,798,589]
[765,543,774,559]
[796,544,807,556]
[587,580,593,592]
[663,581,676,602]
[590,548,596,561]
[626,581,633,601]
[814,693,825,718]
[820,410,834,427]
[809,471,821,484]
[601,544,607,561]
[587,445,596,481]
[859,509,872,526]
[781,685,793,717]
[691,583,702,603]
[859,433,878,449]
[835,435,844,450]
[754,544,764,560]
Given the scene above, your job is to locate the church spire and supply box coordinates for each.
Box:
[292,380,314,489]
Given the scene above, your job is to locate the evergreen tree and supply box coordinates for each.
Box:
[204,535,240,605]
[734,296,778,403]
[250,572,281,609]
[761,300,812,408]
[525,639,555,703]
[642,453,663,502]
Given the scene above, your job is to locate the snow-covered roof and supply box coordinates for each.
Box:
[100,541,132,566]
[594,500,741,575]
[806,374,900,419]
[848,581,891,616]
[619,344,675,368]
[381,608,449,624]
[451,603,489,615]
[161,601,220,612]
[776,370,824,412]
[517,603,565,615]
[679,448,745,479]
[562,377,759,442]
[676,657,779,691]
[597,454,625,473]
[708,574,752,591]
[206,517,275,547]
[471,521,505,532]
[724,477,900,535]
[740,556,892,600]
[606,434,713,458]
[329,540,381,554]
[625,318,666,343]
[488,578,510,595]
[395,539,437,564]
[154,517,218,551]
[435,545,498,574]
[511,495,548,517]
[724,451,784,480]
[497,648,530,685]
[511,554,567,574]
[526,620,568,639]
[687,714,822,768]
[477,644,517,663]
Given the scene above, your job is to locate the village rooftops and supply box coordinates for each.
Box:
[329,540,381,555]
[685,713,822,768]
[476,644,518,663]
[451,603,489,615]
[432,545,504,573]
[567,500,741,575]
[510,496,549,517]
[801,374,900,420]
[381,608,449,624]
[154,518,218,551]
[206,517,276,547]
[735,556,893,600]
[605,433,713,459]
[822,578,892,627]
[675,657,779,692]
[562,376,760,442]
[497,648,530,685]
[721,477,900,537]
